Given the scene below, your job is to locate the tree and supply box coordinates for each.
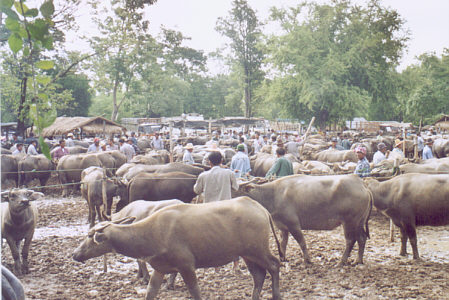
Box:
[216,0,264,117]
[264,0,408,127]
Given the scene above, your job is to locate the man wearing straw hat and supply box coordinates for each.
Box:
[182,143,195,165]
[422,139,434,160]
[66,133,75,147]
[392,139,405,158]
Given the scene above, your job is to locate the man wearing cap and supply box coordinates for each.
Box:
[119,139,135,162]
[231,144,251,178]
[87,138,101,153]
[373,143,389,165]
[354,146,371,177]
[329,137,344,150]
[66,133,75,147]
[422,139,434,160]
[182,143,195,165]
[193,151,240,273]
[266,147,293,179]
[100,141,107,152]
[151,132,164,150]
[239,137,248,155]
[392,139,405,158]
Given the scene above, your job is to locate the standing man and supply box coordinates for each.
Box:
[130,132,138,145]
[87,138,101,153]
[119,138,135,162]
[27,140,39,155]
[51,139,69,161]
[329,137,344,150]
[151,132,164,150]
[100,141,107,152]
[265,147,293,179]
[422,139,434,160]
[373,142,389,165]
[354,146,371,178]
[392,139,405,158]
[239,137,248,155]
[182,143,195,165]
[417,132,424,157]
[194,151,240,273]
[252,132,263,154]
[230,144,251,178]
[106,138,118,151]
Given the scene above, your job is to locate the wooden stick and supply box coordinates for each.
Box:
[299,117,316,156]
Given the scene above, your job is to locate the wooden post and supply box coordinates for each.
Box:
[402,126,406,155]
[102,120,106,138]
[299,117,316,156]
[169,121,174,163]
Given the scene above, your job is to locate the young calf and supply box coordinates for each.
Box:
[1,189,42,276]
[73,197,282,300]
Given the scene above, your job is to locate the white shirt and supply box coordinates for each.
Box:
[373,150,386,165]
[27,144,39,155]
[65,138,75,147]
[194,166,238,203]
[151,137,164,150]
[120,143,136,162]
[183,150,195,165]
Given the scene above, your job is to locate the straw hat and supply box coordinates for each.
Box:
[99,141,106,147]
[67,133,74,137]
[185,143,194,150]
[394,139,404,148]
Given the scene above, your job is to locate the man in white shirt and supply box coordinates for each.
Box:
[87,138,101,153]
[119,138,135,162]
[373,142,389,165]
[106,138,118,151]
[27,140,39,155]
[182,143,195,165]
[12,144,24,156]
[151,132,164,150]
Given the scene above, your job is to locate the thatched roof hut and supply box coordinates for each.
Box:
[434,114,449,130]
[41,117,126,137]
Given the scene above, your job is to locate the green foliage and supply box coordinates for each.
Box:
[216,0,264,117]
[397,49,449,125]
[263,0,408,127]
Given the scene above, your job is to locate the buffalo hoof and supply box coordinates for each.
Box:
[142,275,150,285]
[13,263,23,277]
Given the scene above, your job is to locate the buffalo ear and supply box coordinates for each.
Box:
[93,232,107,244]
[1,191,9,202]
[30,192,44,201]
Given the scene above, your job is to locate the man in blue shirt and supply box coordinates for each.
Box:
[230,144,251,178]
[354,146,371,178]
[422,139,434,160]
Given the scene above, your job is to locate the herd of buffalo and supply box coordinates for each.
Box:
[1,130,449,299]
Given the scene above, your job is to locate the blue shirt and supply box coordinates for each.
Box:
[230,151,251,178]
[422,145,433,160]
[354,157,371,177]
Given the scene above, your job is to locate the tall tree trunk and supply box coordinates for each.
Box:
[111,77,119,122]
[16,77,28,137]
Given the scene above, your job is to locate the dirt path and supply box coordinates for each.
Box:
[2,196,448,299]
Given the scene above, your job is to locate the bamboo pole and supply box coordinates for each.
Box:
[299,117,316,156]
[169,121,174,163]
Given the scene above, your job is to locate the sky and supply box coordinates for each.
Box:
[68,0,449,72]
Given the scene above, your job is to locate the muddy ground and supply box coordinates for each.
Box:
[2,191,449,299]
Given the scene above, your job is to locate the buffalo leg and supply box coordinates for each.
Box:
[6,237,22,276]
[22,233,34,274]
[145,270,164,300]
[289,226,311,264]
[399,226,408,256]
[280,229,289,258]
[390,219,395,242]
[137,260,150,284]
[355,231,367,265]
[405,225,420,259]
[339,224,357,266]
[89,203,96,228]
[243,259,266,300]
[179,268,201,300]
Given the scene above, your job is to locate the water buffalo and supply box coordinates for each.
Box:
[235,174,372,266]
[111,199,183,284]
[73,197,282,300]
[57,153,105,196]
[364,174,449,259]
[433,138,449,158]
[125,172,197,206]
[314,149,358,163]
[1,189,43,276]
[2,266,25,300]
[18,155,54,187]
[81,167,128,228]
[1,155,19,187]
